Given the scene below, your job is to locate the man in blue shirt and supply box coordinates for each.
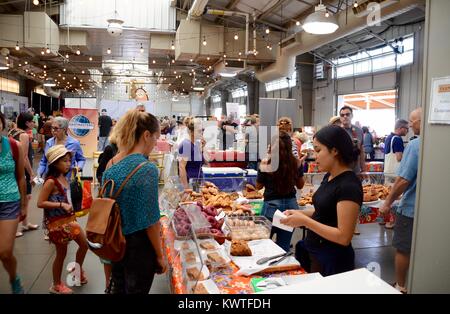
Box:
[380,108,422,294]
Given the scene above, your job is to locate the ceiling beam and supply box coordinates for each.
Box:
[258,0,291,21]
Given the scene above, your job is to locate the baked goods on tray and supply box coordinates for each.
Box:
[186,267,204,281]
[192,282,209,294]
[206,252,227,264]
[199,241,217,250]
[184,251,197,264]
[230,240,252,256]
[298,189,314,206]
[243,184,263,199]
[363,184,391,201]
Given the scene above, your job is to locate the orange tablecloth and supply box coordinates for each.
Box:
[160,216,306,294]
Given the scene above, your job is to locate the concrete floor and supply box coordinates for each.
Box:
[0,157,396,294]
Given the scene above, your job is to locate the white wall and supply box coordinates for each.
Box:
[95,82,205,118]
[410,0,450,293]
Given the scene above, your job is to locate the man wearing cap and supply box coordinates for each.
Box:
[98,109,112,151]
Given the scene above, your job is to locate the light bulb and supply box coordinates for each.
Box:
[76,48,81,55]
[353,1,358,8]
[207,56,210,61]
[41,49,45,55]
[33,0,39,5]
[15,42,20,51]
[234,34,239,40]
[43,65,47,69]
[82,70,85,74]
[63,68,66,72]
[171,41,175,50]
[107,48,111,54]
[152,60,156,64]
[296,21,300,26]
[172,59,175,64]
[140,44,144,53]
[202,37,207,46]
[325,11,330,18]
[89,56,93,61]
[265,28,270,34]
[24,61,28,65]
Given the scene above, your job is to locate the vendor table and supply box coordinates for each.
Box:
[161,217,306,294]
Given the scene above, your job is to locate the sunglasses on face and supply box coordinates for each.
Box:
[340,113,351,117]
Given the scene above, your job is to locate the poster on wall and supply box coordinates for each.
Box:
[63,108,98,158]
[429,76,450,125]
[226,102,240,124]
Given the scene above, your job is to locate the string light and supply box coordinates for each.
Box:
[15,42,20,51]
[171,41,175,50]
[207,56,210,61]
[63,68,66,72]
[234,34,239,40]
[152,60,156,64]
[81,70,85,74]
[41,48,45,55]
[76,48,81,55]
[33,0,39,5]
[89,56,93,61]
[43,65,47,69]
[265,27,270,34]
[107,48,111,54]
[353,1,358,8]
[24,61,28,65]
[65,53,69,59]
[202,36,207,46]
[140,44,144,53]
[296,21,300,26]
[325,11,330,18]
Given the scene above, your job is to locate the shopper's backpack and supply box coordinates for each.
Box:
[85,162,147,262]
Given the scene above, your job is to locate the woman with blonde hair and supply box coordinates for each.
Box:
[102,109,166,294]
[178,116,206,189]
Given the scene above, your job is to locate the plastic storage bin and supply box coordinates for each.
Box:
[202,167,245,192]
[245,169,258,187]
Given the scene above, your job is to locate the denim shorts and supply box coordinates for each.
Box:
[0,201,21,220]
[392,213,414,254]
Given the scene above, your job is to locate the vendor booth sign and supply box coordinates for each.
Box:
[63,108,98,157]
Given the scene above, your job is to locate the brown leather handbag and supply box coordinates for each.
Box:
[85,162,147,262]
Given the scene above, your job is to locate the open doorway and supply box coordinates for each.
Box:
[337,90,397,137]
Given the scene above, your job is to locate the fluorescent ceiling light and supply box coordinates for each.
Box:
[219,72,237,78]
[43,77,56,87]
[303,3,339,35]
[193,86,205,91]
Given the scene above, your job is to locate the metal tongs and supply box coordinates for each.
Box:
[268,252,294,266]
[256,252,293,265]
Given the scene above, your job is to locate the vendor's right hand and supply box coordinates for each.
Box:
[61,203,73,213]
[156,255,167,274]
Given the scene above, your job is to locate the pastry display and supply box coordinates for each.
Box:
[181,242,191,250]
[363,184,391,201]
[192,282,209,294]
[186,267,205,281]
[226,217,271,241]
[230,240,252,256]
[243,184,263,199]
[298,189,314,206]
[183,250,197,264]
[199,241,217,250]
[206,252,227,264]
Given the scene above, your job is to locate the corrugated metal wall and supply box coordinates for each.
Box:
[312,23,425,126]
[60,0,176,32]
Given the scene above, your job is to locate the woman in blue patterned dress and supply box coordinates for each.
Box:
[102,109,167,294]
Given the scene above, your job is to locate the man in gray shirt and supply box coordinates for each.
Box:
[339,106,365,174]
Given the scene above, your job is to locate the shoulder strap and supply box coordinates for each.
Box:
[45,176,68,203]
[8,137,19,180]
[113,161,148,199]
[8,137,19,163]
[390,135,399,153]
